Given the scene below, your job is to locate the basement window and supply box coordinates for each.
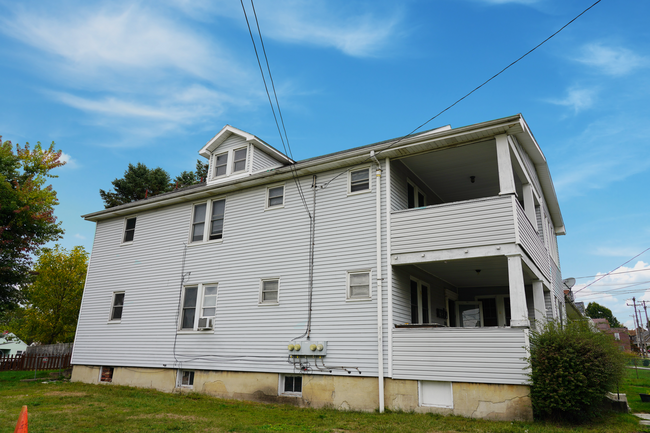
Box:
[280,375,302,396]
[100,367,114,383]
[178,370,195,388]
[419,381,453,408]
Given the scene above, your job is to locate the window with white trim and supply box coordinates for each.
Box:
[214,152,228,177]
[178,370,195,388]
[260,279,279,304]
[180,283,218,331]
[347,271,371,300]
[233,147,247,173]
[280,375,302,396]
[419,381,453,408]
[266,185,284,208]
[407,180,426,209]
[100,366,114,383]
[190,199,226,243]
[110,292,125,321]
[123,217,136,243]
[349,168,370,193]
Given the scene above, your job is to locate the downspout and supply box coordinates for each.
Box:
[371,150,385,413]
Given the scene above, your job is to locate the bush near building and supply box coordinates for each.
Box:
[528,320,626,423]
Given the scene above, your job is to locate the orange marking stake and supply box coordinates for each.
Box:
[14,405,27,433]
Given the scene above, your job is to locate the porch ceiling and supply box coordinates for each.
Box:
[412,256,535,288]
[400,140,500,202]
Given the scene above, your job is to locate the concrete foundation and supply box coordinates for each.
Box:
[72,365,531,420]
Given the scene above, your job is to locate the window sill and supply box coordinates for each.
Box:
[264,205,285,212]
[120,241,134,246]
[187,239,224,247]
[279,392,302,397]
[347,189,372,197]
[176,330,214,335]
[346,297,372,302]
[107,320,122,324]
[258,302,279,307]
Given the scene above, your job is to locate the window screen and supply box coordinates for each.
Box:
[349,272,370,299]
[123,217,136,243]
[233,148,247,172]
[214,153,228,177]
[262,280,279,303]
[209,200,225,240]
[192,204,206,242]
[182,286,198,329]
[350,169,370,192]
[111,293,125,321]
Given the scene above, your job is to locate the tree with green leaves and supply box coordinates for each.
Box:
[99,162,172,208]
[0,138,65,313]
[172,159,209,188]
[585,302,622,328]
[10,245,88,345]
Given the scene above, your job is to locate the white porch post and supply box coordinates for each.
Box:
[507,254,530,328]
[496,134,516,196]
[532,280,546,330]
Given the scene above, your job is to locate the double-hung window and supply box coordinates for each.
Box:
[233,147,247,173]
[180,283,218,331]
[190,199,226,243]
[110,292,125,321]
[260,279,279,304]
[123,217,136,243]
[267,186,284,208]
[349,168,370,193]
[214,153,228,177]
[347,271,371,300]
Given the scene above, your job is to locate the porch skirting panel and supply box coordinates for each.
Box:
[392,327,530,385]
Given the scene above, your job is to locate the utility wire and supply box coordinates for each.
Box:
[575,247,650,294]
[239,0,311,218]
[321,0,604,189]
[574,268,650,280]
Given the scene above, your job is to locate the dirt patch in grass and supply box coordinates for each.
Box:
[43,391,88,397]
[128,413,207,422]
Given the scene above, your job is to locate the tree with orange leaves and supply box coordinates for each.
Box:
[0,138,65,314]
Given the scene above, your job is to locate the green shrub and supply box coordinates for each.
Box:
[528,320,626,423]
[643,359,649,367]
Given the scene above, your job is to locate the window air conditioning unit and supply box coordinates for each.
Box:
[197,317,213,330]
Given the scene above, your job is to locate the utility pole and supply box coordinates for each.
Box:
[629,298,646,357]
[643,300,650,331]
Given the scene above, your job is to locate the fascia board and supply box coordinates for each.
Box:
[513,116,565,234]
[82,115,532,222]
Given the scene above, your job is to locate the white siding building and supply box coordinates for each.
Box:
[72,114,566,421]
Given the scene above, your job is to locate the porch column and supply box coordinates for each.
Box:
[522,183,536,226]
[532,280,546,330]
[496,134,516,196]
[507,254,530,328]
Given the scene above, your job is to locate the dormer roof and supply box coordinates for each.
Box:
[199,125,294,164]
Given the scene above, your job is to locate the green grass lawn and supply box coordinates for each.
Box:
[620,366,650,413]
[0,370,646,433]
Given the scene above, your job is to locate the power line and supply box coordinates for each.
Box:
[574,268,650,280]
[239,0,311,218]
[321,0,604,189]
[575,247,650,294]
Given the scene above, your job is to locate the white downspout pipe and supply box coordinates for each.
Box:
[371,150,384,413]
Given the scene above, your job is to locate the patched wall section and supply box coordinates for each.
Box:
[385,378,532,421]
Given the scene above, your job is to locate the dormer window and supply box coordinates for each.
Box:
[214,153,228,177]
[233,148,247,173]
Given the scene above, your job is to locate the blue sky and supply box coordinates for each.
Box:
[1,0,649,328]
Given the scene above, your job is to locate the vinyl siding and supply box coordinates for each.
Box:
[392,327,529,385]
[251,146,283,173]
[73,165,382,376]
[391,196,516,255]
[516,201,550,281]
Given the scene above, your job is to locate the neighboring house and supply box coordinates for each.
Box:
[72,114,567,421]
[0,332,27,357]
[564,290,585,321]
[591,319,632,352]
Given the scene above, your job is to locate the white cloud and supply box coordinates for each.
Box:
[58,151,78,168]
[74,233,86,240]
[547,87,597,113]
[167,0,404,57]
[575,43,648,76]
